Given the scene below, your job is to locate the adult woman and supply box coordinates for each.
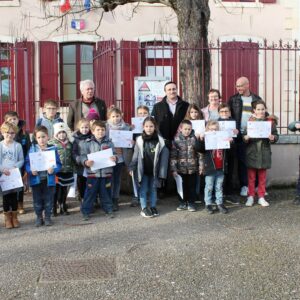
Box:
[201,89,221,121]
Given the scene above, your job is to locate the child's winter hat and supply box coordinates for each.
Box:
[86,108,100,121]
[53,122,74,142]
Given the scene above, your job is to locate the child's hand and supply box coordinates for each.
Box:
[233,129,239,135]
[172,171,178,177]
[296,123,300,129]
[3,169,10,176]
[244,135,250,141]
[269,134,275,141]
[32,170,38,176]
[129,170,133,177]
[131,124,135,130]
[199,168,204,175]
[229,137,233,143]
[85,160,94,167]
[48,167,54,174]
[110,156,117,162]
[199,134,204,140]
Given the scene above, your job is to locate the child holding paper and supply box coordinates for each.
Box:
[81,121,117,220]
[243,100,278,207]
[130,105,150,207]
[0,122,24,229]
[218,103,239,205]
[25,126,62,226]
[170,120,201,212]
[106,107,132,211]
[72,118,91,203]
[129,117,169,218]
[50,122,74,216]
[199,120,229,214]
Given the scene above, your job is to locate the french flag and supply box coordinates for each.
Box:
[60,0,71,13]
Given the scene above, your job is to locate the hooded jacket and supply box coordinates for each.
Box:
[36,112,64,138]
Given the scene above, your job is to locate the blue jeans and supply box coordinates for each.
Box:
[204,170,224,205]
[112,163,124,199]
[81,177,113,215]
[32,180,55,219]
[139,175,157,209]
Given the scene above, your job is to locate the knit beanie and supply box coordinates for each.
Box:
[86,108,100,121]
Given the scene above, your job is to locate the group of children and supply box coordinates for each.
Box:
[0,96,281,228]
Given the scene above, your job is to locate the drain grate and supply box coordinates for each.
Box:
[39,258,116,282]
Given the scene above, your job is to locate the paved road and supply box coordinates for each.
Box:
[0,190,299,300]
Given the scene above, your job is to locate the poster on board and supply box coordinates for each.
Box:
[134,77,168,115]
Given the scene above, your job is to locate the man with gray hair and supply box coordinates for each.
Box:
[67,79,107,130]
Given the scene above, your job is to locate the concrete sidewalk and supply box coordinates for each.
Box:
[0,189,299,299]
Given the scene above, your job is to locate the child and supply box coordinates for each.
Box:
[129,117,169,218]
[130,105,150,207]
[170,119,200,212]
[36,99,64,138]
[50,123,74,216]
[80,121,117,220]
[2,111,31,214]
[243,100,278,207]
[106,107,132,211]
[25,126,62,226]
[72,118,91,203]
[0,122,24,229]
[218,103,239,205]
[200,120,229,214]
[185,104,204,121]
[288,120,300,204]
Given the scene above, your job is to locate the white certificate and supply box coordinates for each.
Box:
[131,117,146,134]
[247,121,271,138]
[0,168,23,192]
[191,120,206,135]
[204,131,230,150]
[29,150,56,171]
[218,120,237,137]
[174,173,183,199]
[87,148,116,171]
[109,130,133,148]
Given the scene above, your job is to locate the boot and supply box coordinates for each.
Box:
[18,202,25,214]
[62,200,69,215]
[3,212,13,229]
[11,211,20,228]
[112,198,119,212]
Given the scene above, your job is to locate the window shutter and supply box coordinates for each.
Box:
[120,40,140,123]
[15,41,35,131]
[39,41,58,107]
[259,0,276,3]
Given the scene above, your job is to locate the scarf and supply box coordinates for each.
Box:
[107,118,127,130]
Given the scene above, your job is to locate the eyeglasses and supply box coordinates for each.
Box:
[5,131,15,135]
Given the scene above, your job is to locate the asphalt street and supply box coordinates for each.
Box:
[0,189,299,300]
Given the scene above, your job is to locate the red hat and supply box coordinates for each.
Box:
[86,108,100,121]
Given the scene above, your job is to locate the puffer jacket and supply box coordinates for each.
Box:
[36,112,64,138]
[170,131,201,174]
[80,135,116,178]
[49,139,73,173]
[243,115,279,169]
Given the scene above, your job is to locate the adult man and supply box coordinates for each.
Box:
[67,80,107,130]
[228,76,261,196]
[151,81,189,148]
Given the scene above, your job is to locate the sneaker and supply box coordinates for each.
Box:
[35,217,44,227]
[258,197,269,207]
[240,186,248,197]
[206,205,214,214]
[105,212,114,218]
[82,214,90,221]
[217,204,229,214]
[150,207,159,217]
[224,195,240,205]
[176,204,187,211]
[187,204,196,212]
[140,208,153,218]
[44,218,53,226]
[245,196,254,207]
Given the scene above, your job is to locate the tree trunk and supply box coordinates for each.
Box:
[175,0,210,107]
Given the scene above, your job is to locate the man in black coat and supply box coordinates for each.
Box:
[228,76,261,197]
[151,81,189,149]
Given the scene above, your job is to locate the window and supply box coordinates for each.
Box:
[60,43,94,101]
[0,0,20,7]
[0,43,13,103]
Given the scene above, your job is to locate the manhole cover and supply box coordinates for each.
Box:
[39,258,116,282]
